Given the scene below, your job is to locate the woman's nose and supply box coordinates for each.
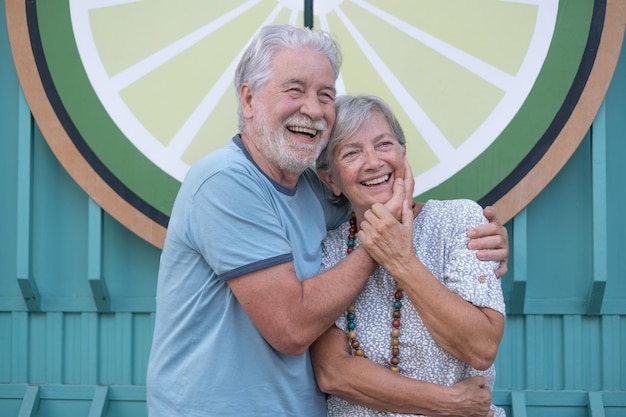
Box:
[363,147,383,169]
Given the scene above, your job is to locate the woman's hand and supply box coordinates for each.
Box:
[439,376,494,417]
[358,199,415,280]
[382,157,415,221]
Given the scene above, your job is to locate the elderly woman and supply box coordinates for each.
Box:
[311,95,506,417]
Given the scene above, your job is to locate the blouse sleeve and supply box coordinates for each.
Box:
[440,200,506,315]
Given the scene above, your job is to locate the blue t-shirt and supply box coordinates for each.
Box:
[147,135,349,417]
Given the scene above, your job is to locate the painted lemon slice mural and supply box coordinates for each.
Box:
[6,0,623,247]
[73,0,554,192]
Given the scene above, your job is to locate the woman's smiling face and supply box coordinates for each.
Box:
[325,110,406,216]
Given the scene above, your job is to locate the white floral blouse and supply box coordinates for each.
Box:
[320,199,506,417]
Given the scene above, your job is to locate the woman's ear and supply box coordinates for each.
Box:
[317,169,342,196]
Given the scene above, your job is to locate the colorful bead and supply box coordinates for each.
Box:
[345,212,403,371]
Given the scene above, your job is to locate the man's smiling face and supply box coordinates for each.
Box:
[248,46,337,175]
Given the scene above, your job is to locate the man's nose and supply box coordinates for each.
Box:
[300,93,324,120]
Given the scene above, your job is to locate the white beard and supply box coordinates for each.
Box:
[255,110,328,176]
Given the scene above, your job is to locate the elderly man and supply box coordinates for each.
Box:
[146,24,508,417]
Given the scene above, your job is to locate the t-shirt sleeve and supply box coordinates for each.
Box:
[440,200,506,315]
[186,168,293,280]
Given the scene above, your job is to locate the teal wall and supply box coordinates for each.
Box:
[1,6,625,417]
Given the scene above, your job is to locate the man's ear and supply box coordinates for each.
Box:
[317,169,342,196]
[240,83,254,119]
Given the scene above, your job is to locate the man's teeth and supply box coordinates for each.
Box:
[362,174,391,186]
[288,126,317,137]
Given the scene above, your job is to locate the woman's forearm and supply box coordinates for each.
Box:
[389,257,504,370]
[310,326,494,416]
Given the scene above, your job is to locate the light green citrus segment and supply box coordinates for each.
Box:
[338,1,504,149]
[365,0,537,76]
[182,92,239,164]
[119,1,278,147]
[421,1,594,203]
[118,32,230,146]
[89,0,251,77]
[181,8,298,164]
[412,48,505,149]
[324,13,437,176]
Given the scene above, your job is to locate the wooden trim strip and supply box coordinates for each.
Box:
[494,0,626,223]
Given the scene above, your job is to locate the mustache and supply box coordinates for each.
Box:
[284,115,328,132]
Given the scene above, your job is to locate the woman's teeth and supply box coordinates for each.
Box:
[361,174,391,186]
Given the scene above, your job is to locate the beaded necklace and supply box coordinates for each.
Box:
[345,212,404,372]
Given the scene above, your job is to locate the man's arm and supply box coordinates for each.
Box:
[227,247,375,356]
[226,176,411,356]
[310,325,494,417]
[468,206,509,278]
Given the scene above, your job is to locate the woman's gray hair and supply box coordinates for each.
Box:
[317,94,406,172]
[316,95,406,206]
[234,24,342,133]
